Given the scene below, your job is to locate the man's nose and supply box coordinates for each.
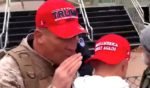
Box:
[71,36,79,44]
[67,36,79,51]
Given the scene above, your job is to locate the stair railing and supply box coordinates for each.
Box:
[20,0,24,9]
[132,0,144,19]
[78,0,94,41]
[113,0,148,34]
[4,0,10,50]
[0,0,11,50]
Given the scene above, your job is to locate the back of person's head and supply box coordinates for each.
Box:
[140,25,150,66]
[85,34,131,78]
[35,0,87,39]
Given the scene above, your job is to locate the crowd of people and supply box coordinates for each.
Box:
[0,0,149,88]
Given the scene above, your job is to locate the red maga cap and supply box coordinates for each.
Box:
[86,34,131,65]
[35,0,87,39]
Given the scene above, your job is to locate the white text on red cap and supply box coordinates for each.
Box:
[95,41,118,52]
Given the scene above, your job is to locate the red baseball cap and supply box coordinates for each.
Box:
[86,34,131,65]
[35,0,87,39]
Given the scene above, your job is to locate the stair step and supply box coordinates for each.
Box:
[93,25,134,30]
[10,11,35,17]
[8,27,35,33]
[92,31,138,40]
[94,30,137,36]
[0,23,3,28]
[77,6,124,12]
[79,14,129,23]
[0,17,4,22]
[82,25,135,41]
[9,15,35,22]
[6,40,21,48]
[93,25,135,33]
[81,20,132,27]
[79,10,127,17]
[0,13,4,17]
[0,27,35,34]
[8,21,35,28]
[5,34,27,43]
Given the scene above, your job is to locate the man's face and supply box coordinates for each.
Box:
[41,30,79,65]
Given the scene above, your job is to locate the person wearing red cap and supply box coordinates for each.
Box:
[0,0,87,88]
[73,34,131,88]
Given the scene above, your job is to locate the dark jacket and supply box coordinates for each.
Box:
[140,67,150,88]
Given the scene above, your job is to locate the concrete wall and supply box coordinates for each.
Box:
[127,51,147,77]
[0,1,44,12]
[0,0,4,4]
[125,46,147,88]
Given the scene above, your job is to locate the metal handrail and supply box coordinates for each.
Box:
[0,0,11,50]
[132,0,144,19]
[3,0,10,49]
[132,0,150,25]
[78,0,94,41]
[0,3,7,48]
[131,0,144,23]
[131,0,150,25]
[20,0,24,9]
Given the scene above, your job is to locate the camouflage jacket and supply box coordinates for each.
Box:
[0,34,55,88]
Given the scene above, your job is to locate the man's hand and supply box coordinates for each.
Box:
[51,53,82,88]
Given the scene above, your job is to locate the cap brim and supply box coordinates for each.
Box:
[48,21,87,39]
[85,51,127,65]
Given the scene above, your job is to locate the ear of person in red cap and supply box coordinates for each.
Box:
[73,34,131,88]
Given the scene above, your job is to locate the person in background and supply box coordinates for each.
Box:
[73,34,131,88]
[140,26,150,88]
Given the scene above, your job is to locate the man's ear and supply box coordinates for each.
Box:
[34,29,44,44]
[121,60,128,78]
[121,60,128,71]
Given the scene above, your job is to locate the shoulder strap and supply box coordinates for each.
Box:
[0,49,6,58]
[140,67,150,88]
[8,46,39,88]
